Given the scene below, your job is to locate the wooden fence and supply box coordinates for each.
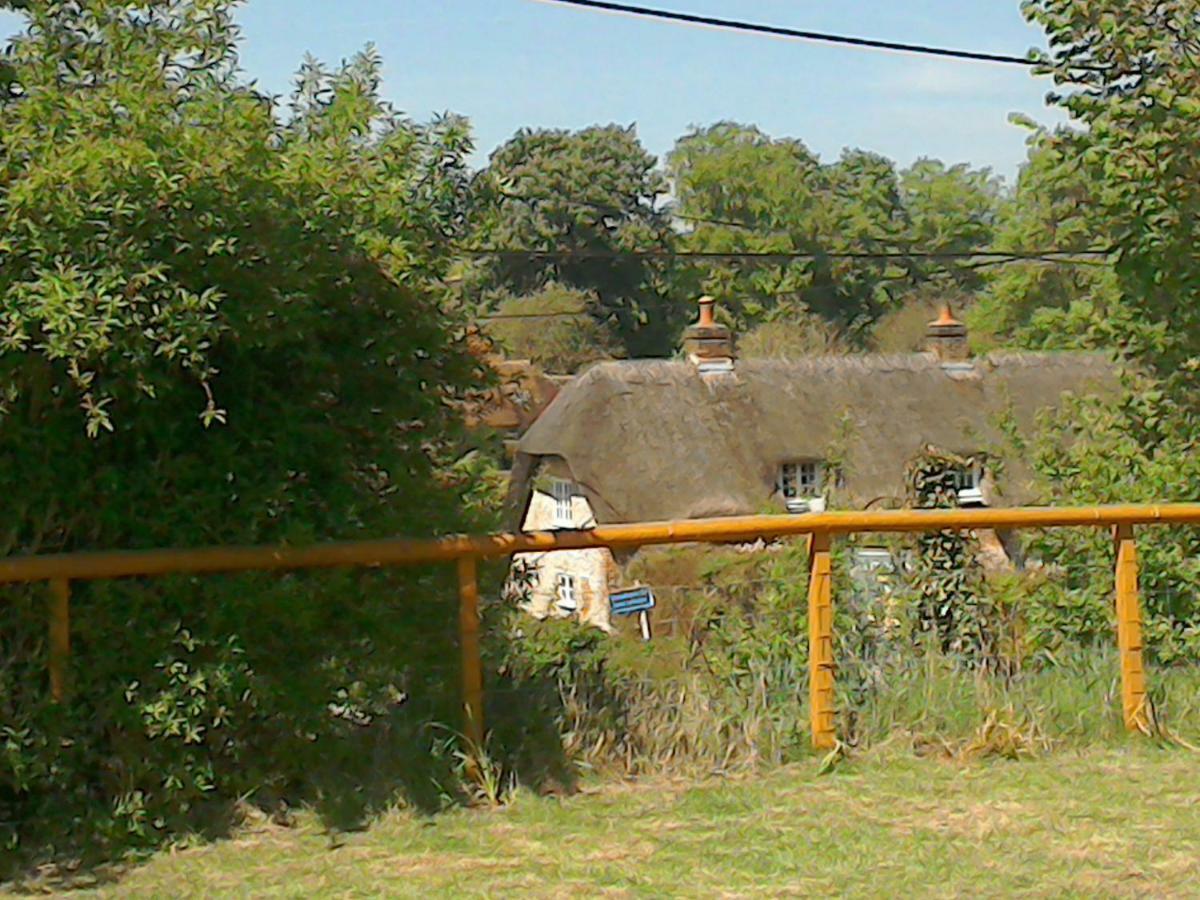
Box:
[4,503,1200,750]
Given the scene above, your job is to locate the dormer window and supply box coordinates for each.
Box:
[551,479,575,527]
[779,461,824,513]
[955,461,986,506]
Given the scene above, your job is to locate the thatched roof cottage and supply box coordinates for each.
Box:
[507,298,1118,631]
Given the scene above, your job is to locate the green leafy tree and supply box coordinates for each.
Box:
[483,283,621,374]
[816,148,913,328]
[900,157,1001,293]
[1024,0,1200,374]
[1002,1,1200,664]
[666,123,824,335]
[467,125,681,357]
[1015,386,1200,662]
[0,1,492,866]
[0,9,476,541]
[967,127,1119,348]
[667,123,998,342]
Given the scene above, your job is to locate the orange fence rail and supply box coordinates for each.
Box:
[5,503,1200,749]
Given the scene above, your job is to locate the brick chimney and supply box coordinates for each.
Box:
[926,304,970,364]
[683,296,735,373]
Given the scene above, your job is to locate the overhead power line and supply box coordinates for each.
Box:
[463,248,1112,262]
[532,0,1073,69]
[496,188,754,232]
[478,310,592,320]
[474,254,1110,320]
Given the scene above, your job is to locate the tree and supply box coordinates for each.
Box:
[0,11,476,538]
[466,125,681,358]
[812,148,912,327]
[666,123,825,333]
[666,123,998,343]
[900,157,1001,294]
[999,1,1200,663]
[483,283,621,374]
[0,2,488,864]
[1024,0,1200,374]
[0,0,249,436]
[1014,384,1200,662]
[967,126,1120,349]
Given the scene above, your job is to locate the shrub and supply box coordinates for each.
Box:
[0,5,494,877]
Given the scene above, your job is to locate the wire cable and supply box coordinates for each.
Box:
[463,248,1112,262]
[495,188,755,232]
[478,196,1115,262]
[530,0,1093,70]
[474,254,1111,320]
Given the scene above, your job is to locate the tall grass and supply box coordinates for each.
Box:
[847,646,1200,748]
[491,624,1200,783]
[490,539,1200,785]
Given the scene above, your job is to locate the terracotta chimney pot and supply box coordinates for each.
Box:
[931,304,963,328]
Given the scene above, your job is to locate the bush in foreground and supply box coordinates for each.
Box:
[0,4,498,876]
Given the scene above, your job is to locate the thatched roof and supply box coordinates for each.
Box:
[511,351,1118,525]
[462,359,561,433]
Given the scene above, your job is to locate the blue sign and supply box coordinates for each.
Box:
[609,586,655,616]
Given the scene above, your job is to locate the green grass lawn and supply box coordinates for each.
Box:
[48,742,1200,898]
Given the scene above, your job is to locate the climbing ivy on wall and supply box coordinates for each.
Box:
[905,447,996,665]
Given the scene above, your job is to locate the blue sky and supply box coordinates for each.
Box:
[1,1,1069,182]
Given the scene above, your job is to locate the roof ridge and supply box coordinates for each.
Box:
[576,348,1114,377]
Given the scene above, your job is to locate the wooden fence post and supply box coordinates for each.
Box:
[456,555,485,749]
[1113,524,1148,732]
[807,531,836,750]
[48,578,71,703]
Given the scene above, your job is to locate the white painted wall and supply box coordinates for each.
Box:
[512,484,616,632]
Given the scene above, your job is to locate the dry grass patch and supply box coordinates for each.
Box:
[13,743,1200,898]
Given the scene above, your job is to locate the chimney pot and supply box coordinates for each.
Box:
[932,304,962,328]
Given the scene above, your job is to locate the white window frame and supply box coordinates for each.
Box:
[779,461,824,512]
[551,479,574,527]
[955,461,986,506]
[555,572,578,612]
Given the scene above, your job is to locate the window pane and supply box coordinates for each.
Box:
[780,461,826,499]
[955,465,982,490]
[779,463,797,498]
[800,462,819,491]
[553,480,573,524]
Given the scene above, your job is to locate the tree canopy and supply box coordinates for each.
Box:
[665,123,1000,343]
[482,282,621,374]
[967,127,1119,349]
[1025,0,1200,374]
[1000,0,1200,665]
[0,1,492,867]
[0,5,479,544]
[465,125,681,358]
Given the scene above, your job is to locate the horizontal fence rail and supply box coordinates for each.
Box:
[2,504,1200,583]
[6,504,1200,749]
